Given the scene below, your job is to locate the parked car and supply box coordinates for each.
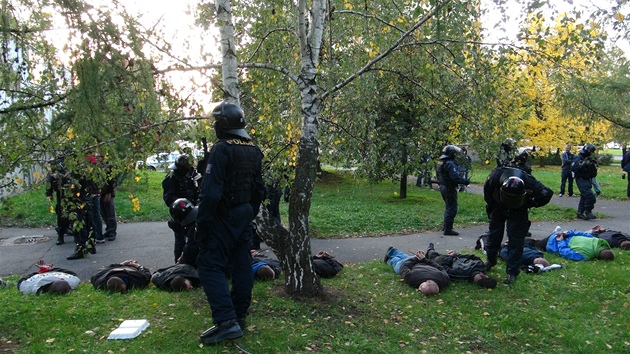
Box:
[137,152,180,171]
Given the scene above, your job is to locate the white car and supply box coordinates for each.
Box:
[138,152,180,171]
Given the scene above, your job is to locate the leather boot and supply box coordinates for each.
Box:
[443,222,459,236]
[67,244,87,260]
[86,237,97,254]
[55,234,64,245]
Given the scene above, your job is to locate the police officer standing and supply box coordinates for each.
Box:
[162,155,200,263]
[196,102,264,345]
[571,143,598,220]
[436,145,469,236]
[483,167,552,284]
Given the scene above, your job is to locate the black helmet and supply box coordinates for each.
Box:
[174,155,191,170]
[500,176,526,208]
[501,138,517,152]
[170,198,198,226]
[212,102,250,139]
[579,143,596,156]
[439,145,461,160]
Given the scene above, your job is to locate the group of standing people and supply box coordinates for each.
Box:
[434,138,620,285]
[45,153,118,260]
[434,138,554,285]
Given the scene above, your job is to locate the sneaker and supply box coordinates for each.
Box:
[427,243,435,252]
[95,239,106,244]
[107,234,116,241]
[558,194,563,197]
[443,229,459,236]
[503,274,517,285]
[384,246,393,263]
[199,320,243,345]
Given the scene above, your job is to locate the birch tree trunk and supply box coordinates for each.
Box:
[215,0,240,104]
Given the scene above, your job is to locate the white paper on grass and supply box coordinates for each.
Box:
[107,319,150,340]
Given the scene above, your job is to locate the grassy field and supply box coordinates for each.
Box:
[1,164,627,239]
[1,250,628,353]
[1,163,629,353]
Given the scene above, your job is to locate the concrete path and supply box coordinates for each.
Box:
[1,185,628,281]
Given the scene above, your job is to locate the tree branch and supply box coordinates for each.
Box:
[321,0,453,101]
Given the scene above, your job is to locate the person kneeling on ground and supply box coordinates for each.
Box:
[384,246,450,296]
[151,263,200,291]
[425,243,497,289]
[90,259,151,293]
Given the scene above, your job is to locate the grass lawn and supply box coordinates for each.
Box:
[1,164,629,353]
[1,164,627,238]
[1,250,629,353]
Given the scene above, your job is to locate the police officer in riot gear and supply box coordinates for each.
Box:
[496,138,517,168]
[162,154,200,262]
[571,143,598,220]
[169,198,199,267]
[196,102,265,345]
[483,167,552,284]
[436,145,470,236]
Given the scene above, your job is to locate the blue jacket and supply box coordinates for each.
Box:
[546,230,608,261]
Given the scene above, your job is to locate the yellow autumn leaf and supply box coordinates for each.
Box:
[134,176,141,182]
[613,12,625,22]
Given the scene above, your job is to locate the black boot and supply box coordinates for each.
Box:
[55,234,64,245]
[86,237,97,255]
[67,244,87,260]
[443,222,459,236]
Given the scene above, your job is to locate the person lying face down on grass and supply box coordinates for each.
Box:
[17,260,80,295]
[528,228,614,262]
[384,247,450,296]
[425,244,497,289]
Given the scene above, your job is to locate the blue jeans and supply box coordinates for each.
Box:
[386,247,411,275]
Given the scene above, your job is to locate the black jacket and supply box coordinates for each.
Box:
[151,264,200,290]
[399,257,450,290]
[90,264,151,290]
